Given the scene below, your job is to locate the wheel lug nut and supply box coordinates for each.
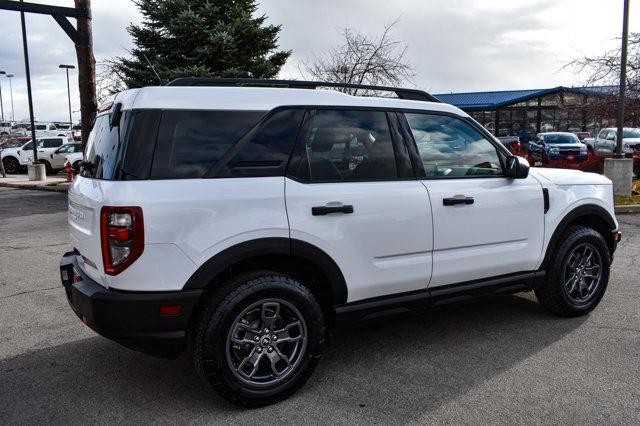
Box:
[264,328,269,333]
[272,335,277,340]
[267,346,273,353]
[254,336,259,342]
[257,347,262,353]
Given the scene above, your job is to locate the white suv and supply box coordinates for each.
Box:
[60,79,621,407]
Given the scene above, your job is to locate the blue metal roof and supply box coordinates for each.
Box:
[434,86,615,110]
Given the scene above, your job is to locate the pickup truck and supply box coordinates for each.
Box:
[528,132,588,164]
[583,128,640,155]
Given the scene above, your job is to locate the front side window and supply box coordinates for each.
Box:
[293,109,397,182]
[405,113,503,178]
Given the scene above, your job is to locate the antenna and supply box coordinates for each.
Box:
[142,53,163,84]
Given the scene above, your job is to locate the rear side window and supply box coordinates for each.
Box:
[42,138,63,148]
[83,114,124,179]
[290,109,398,182]
[151,110,266,179]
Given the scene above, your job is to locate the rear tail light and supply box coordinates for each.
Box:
[100,206,144,275]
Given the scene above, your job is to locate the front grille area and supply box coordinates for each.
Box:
[559,150,580,156]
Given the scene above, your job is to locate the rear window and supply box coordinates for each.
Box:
[150,110,266,179]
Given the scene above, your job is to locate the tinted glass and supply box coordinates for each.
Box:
[35,125,46,130]
[210,108,304,178]
[56,144,77,153]
[405,113,503,178]
[151,110,266,179]
[121,110,161,180]
[294,109,397,182]
[623,129,640,138]
[83,114,125,179]
[42,138,63,148]
[542,134,579,144]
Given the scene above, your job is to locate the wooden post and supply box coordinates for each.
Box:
[74,0,96,148]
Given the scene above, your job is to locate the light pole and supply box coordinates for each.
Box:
[59,64,75,127]
[615,0,630,157]
[0,70,5,122]
[6,74,14,122]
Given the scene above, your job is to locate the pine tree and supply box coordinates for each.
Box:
[114,0,291,87]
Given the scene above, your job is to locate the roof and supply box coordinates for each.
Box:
[434,86,616,110]
[108,86,467,116]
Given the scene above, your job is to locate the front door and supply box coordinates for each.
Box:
[285,109,433,303]
[402,112,545,287]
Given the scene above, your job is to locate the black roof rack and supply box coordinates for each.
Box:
[165,78,440,103]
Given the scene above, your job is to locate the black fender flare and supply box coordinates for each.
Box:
[542,203,616,269]
[182,237,348,304]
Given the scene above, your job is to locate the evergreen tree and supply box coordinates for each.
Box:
[114,0,291,87]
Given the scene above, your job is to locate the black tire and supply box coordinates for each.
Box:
[2,157,19,174]
[192,272,325,407]
[535,226,610,317]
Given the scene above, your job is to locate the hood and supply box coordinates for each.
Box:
[530,167,612,186]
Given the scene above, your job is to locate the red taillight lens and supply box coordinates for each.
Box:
[100,206,144,275]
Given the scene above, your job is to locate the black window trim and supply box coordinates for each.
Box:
[285,106,413,184]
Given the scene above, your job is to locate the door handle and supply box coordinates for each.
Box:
[312,204,354,216]
[443,196,474,206]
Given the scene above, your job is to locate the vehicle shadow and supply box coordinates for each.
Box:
[0,292,585,424]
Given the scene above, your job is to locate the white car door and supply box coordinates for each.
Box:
[51,143,80,168]
[285,109,433,303]
[402,112,545,288]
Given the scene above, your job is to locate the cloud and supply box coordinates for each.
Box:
[0,0,638,122]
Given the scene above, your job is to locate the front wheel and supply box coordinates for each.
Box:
[535,226,610,316]
[192,272,325,407]
[2,157,20,174]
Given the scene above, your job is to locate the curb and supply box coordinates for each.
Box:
[615,204,640,215]
[0,181,69,193]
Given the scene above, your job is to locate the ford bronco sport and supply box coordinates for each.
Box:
[60,79,620,406]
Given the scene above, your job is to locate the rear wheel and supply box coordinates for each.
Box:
[535,226,610,316]
[2,157,19,174]
[192,272,325,407]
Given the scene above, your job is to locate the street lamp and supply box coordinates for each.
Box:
[0,70,5,122]
[6,74,15,122]
[59,64,75,127]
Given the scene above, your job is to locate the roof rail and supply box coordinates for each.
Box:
[165,78,440,103]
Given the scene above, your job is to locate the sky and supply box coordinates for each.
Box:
[0,0,638,123]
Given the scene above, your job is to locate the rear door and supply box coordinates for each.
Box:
[285,109,433,302]
[401,112,545,287]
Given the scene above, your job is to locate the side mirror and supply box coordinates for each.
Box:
[505,155,529,179]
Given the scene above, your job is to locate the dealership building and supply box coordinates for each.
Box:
[434,86,614,141]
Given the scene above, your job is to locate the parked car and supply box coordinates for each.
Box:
[1,136,72,174]
[47,142,83,170]
[0,121,15,135]
[60,79,620,407]
[25,122,73,138]
[65,151,83,173]
[497,135,522,155]
[574,131,591,141]
[71,124,82,141]
[588,128,640,155]
[528,132,588,164]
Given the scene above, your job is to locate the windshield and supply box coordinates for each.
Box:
[623,129,640,139]
[543,134,579,144]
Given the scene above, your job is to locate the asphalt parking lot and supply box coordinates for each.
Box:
[1,186,639,424]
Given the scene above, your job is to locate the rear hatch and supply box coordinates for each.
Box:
[68,111,126,286]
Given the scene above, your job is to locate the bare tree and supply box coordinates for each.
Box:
[564,33,640,127]
[96,60,127,104]
[300,19,416,95]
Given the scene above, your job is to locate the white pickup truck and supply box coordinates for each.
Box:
[1,136,72,174]
[583,128,640,155]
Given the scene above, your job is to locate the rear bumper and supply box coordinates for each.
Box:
[60,251,202,358]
